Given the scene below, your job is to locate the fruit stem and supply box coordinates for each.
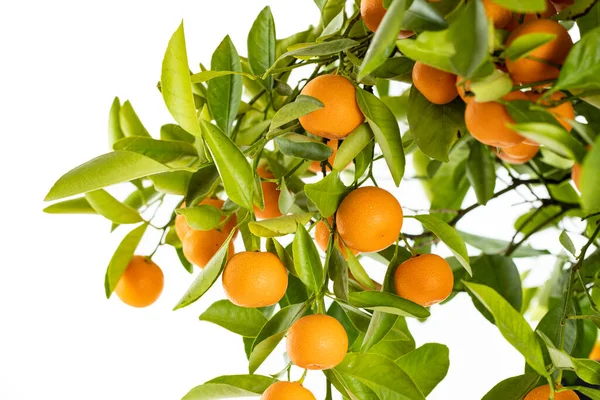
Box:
[297,369,308,385]
[401,234,417,256]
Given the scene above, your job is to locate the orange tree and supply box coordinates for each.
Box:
[44,0,600,398]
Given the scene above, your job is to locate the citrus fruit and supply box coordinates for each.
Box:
[506,19,573,85]
[360,0,387,32]
[524,385,579,400]
[222,251,288,308]
[483,0,512,29]
[394,254,454,307]
[336,186,404,253]
[175,199,237,242]
[526,91,575,132]
[456,76,472,104]
[182,229,234,268]
[115,255,164,308]
[299,74,365,139]
[315,217,360,258]
[589,341,600,360]
[465,91,528,147]
[309,139,342,174]
[261,381,316,400]
[412,62,459,105]
[572,161,582,190]
[496,142,540,164]
[286,314,348,370]
[255,167,283,219]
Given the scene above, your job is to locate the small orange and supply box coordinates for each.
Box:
[182,229,234,268]
[465,91,528,147]
[456,76,472,104]
[589,341,600,360]
[506,19,573,85]
[286,314,348,370]
[483,0,512,29]
[222,251,288,308]
[496,142,540,164]
[299,74,365,140]
[315,217,359,258]
[255,167,283,219]
[394,254,454,307]
[175,199,237,241]
[261,381,316,400]
[526,91,575,132]
[308,140,345,174]
[524,385,579,400]
[360,0,387,32]
[412,62,459,105]
[115,255,164,308]
[336,186,403,253]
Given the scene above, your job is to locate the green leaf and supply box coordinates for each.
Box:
[396,343,450,396]
[112,137,198,165]
[559,230,577,256]
[200,120,254,210]
[400,0,448,32]
[160,124,195,143]
[190,70,254,84]
[249,302,308,373]
[470,70,514,103]
[182,374,275,400]
[149,171,192,195]
[573,358,600,384]
[570,386,600,400]
[334,353,425,400]
[199,300,268,337]
[348,291,430,318]
[186,164,221,206]
[511,122,587,163]
[45,151,172,201]
[293,223,324,293]
[481,373,541,400]
[505,33,557,61]
[577,1,600,37]
[277,179,294,214]
[208,36,242,136]
[269,95,324,131]
[266,238,297,277]
[304,170,350,218]
[328,246,349,301]
[85,189,143,224]
[333,124,374,170]
[248,213,313,238]
[396,30,456,73]
[161,22,201,136]
[319,9,345,39]
[175,205,222,231]
[554,26,600,92]
[275,133,333,161]
[173,229,235,310]
[346,250,376,290]
[119,100,150,138]
[361,312,399,352]
[488,0,546,12]
[318,0,345,28]
[407,87,466,162]
[410,214,471,275]
[43,197,97,215]
[466,142,496,205]
[358,0,410,80]
[581,137,600,213]
[514,205,563,236]
[356,88,405,186]
[104,223,148,298]
[464,282,548,376]
[248,6,276,89]
[108,97,124,148]
[447,0,489,78]
[458,230,549,257]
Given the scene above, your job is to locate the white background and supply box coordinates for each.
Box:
[0,1,586,399]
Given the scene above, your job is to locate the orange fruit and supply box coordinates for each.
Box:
[394,254,454,307]
[506,19,573,85]
[412,62,459,105]
[308,140,344,174]
[182,229,234,268]
[336,186,403,253]
[299,74,364,140]
[572,161,582,191]
[175,199,237,241]
[222,251,288,308]
[286,314,348,370]
[261,381,316,400]
[589,341,600,360]
[465,91,528,147]
[483,0,512,29]
[524,385,579,400]
[255,167,283,219]
[115,255,164,308]
[315,217,359,258]
[360,0,387,32]
[496,142,540,164]
[526,91,575,132]
[456,76,472,104]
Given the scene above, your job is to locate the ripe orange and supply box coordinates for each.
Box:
[182,229,234,268]
[222,251,288,308]
[465,91,528,147]
[496,142,540,164]
[286,314,348,370]
[483,0,512,29]
[456,76,472,104]
[299,74,364,140]
[394,254,454,307]
[589,341,600,360]
[524,385,579,400]
[360,0,387,32]
[261,381,316,400]
[336,186,404,253]
[175,199,237,241]
[255,167,283,219]
[412,62,459,105]
[506,19,573,85]
[526,91,575,132]
[115,255,164,308]
[308,140,344,174]
[315,217,360,258]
